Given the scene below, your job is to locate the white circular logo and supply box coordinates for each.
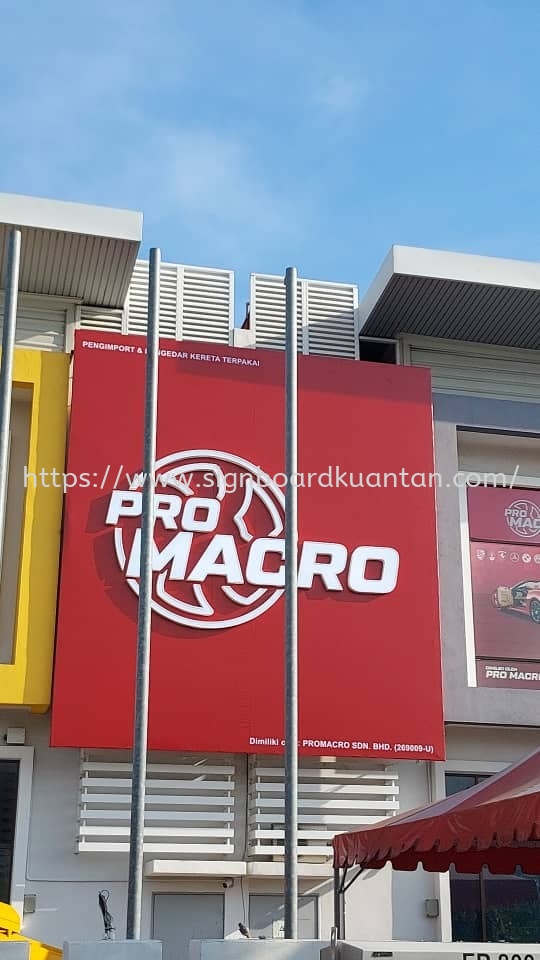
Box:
[110,450,285,629]
[504,499,540,539]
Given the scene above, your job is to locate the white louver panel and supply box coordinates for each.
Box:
[124,260,234,344]
[79,307,124,333]
[249,274,303,351]
[306,281,359,359]
[78,756,235,855]
[0,295,66,351]
[248,758,398,860]
[126,261,177,338]
[250,274,359,358]
[182,266,234,344]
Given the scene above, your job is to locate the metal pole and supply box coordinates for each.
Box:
[284,266,298,939]
[333,868,341,938]
[126,247,161,939]
[0,229,21,583]
[333,868,347,939]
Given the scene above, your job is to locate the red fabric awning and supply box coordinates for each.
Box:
[333,748,540,874]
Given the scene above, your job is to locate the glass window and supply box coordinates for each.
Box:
[445,772,540,942]
[0,760,19,904]
[445,773,486,796]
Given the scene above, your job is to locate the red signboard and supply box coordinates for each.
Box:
[468,486,540,545]
[468,487,540,689]
[50,331,444,759]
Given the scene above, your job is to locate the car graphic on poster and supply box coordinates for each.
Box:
[492,581,540,624]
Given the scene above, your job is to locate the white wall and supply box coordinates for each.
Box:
[3,711,538,951]
[2,710,128,944]
[446,724,540,762]
[0,713,408,947]
[391,761,438,942]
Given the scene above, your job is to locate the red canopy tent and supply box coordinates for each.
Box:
[331,747,540,936]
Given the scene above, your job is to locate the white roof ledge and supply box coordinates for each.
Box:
[359,244,540,349]
[246,862,332,878]
[144,860,333,879]
[145,860,247,878]
[0,192,142,308]
[393,245,540,290]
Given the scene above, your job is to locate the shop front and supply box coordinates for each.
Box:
[39,330,446,953]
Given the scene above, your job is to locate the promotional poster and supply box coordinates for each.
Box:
[50,331,445,759]
[468,487,540,688]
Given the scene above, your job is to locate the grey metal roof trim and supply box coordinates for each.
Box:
[0,192,142,308]
[359,245,540,350]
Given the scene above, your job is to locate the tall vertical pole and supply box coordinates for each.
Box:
[284,266,298,939]
[333,869,340,938]
[0,229,21,583]
[126,247,161,940]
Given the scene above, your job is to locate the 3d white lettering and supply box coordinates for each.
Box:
[187,534,244,584]
[246,538,285,587]
[297,542,347,590]
[126,529,193,579]
[119,528,400,593]
[106,490,141,524]
[347,546,399,595]
[181,497,220,533]
[107,487,401,599]
[154,495,182,530]
[110,491,221,533]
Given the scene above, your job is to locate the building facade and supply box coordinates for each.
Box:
[0,194,539,956]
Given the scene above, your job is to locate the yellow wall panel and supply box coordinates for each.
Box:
[0,347,69,709]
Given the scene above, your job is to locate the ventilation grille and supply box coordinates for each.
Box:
[78,756,235,855]
[248,758,398,860]
[79,261,234,345]
[124,261,234,343]
[77,264,359,357]
[306,281,359,358]
[79,307,124,333]
[126,261,177,338]
[182,266,234,344]
[405,336,540,402]
[0,295,66,351]
[248,274,303,351]
[249,274,359,358]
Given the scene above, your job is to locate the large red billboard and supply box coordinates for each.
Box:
[50,332,444,759]
[468,487,540,689]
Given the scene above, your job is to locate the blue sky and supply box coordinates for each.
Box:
[2,0,540,317]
